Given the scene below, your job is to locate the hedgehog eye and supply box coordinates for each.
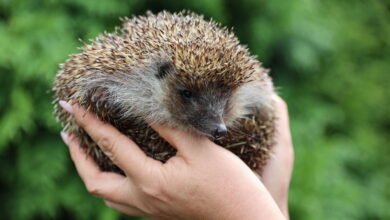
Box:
[180,90,193,99]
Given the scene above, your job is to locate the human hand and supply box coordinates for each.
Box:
[59,101,285,220]
[261,96,294,219]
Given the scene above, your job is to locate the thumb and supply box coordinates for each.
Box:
[150,123,210,158]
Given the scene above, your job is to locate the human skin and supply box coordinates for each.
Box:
[260,96,294,218]
[59,95,293,220]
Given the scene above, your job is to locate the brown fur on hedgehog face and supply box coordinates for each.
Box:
[91,53,251,139]
[130,50,265,139]
[161,66,233,139]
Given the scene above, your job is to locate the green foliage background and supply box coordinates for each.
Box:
[0,0,389,219]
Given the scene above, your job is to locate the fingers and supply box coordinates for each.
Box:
[104,200,147,217]
[61,132,101,180]
[261,95,294,218]
[273,95,293,147]
[59,100,161,180]
[272,95,294,171]
[63,132,139,204]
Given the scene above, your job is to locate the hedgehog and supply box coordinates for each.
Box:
[53,11,277,175]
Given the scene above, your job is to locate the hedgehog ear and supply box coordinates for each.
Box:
[156,61,175,79]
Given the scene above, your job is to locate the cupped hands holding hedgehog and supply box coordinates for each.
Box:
[55,11,294,219]
[54,11,278,174]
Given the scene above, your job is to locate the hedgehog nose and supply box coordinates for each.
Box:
[212,123,228,139]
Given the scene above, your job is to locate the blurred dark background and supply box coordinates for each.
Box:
[0,0,389,219]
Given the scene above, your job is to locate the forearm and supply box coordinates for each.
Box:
[213,182,285,220]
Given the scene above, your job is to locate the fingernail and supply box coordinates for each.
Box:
[59,100,73,114]
[60,131,69,145]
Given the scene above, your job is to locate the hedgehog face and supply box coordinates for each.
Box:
[156,61,233,139]
[169,82,231,139]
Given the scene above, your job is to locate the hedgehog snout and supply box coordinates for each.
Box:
[212,123,228,139]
